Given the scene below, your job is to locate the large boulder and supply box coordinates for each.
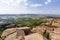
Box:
[25,33,48,40]
[14,33,48,40]
[16,27,32,35]
[1,27,31,36]
[5,29,25,40]
[1,27,31,40]
[1,28,16,37]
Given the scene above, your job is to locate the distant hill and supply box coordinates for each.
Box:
[0,14,60,17]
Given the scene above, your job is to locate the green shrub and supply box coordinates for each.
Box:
[0,31,3,36]
[43,30,49,39]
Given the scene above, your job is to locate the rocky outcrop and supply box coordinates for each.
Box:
[32,26,46,35]
[1,27,31,40]
[1,27,48,40]
[49,28,60,40]
[1,18,60,40]
[52,19,60,27]
[31,18,60,40]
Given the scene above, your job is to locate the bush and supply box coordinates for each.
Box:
[0,31,3,36]
[43,30,49,39]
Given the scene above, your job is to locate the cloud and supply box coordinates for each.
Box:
[24,0,52,7]
[24,0,28,6]
[0,0,23,6]
[24,0,43,7]
[24,3,28,6]
[45,2,49,5]
[24,0,27,2]
[0,0,55,14]
[48,0,52,2]
[0,0,28,14]
[45,0,52,5]
[30,4,43,7]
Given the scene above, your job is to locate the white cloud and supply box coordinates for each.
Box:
[24,0,27,2]
[24,3,28,6]
[0,0,27,14]
[45,0,52,5]
[48,0,52,2]
[0,0,56,14]
[45,2,49,5]
[30,4,43,7]
[0,0,23,6]
[24,0,52,7]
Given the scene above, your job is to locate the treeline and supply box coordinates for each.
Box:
[15,17,47,29]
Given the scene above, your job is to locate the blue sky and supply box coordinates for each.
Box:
[0,0,60,14]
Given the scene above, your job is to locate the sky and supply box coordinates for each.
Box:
[0,0,60,14]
